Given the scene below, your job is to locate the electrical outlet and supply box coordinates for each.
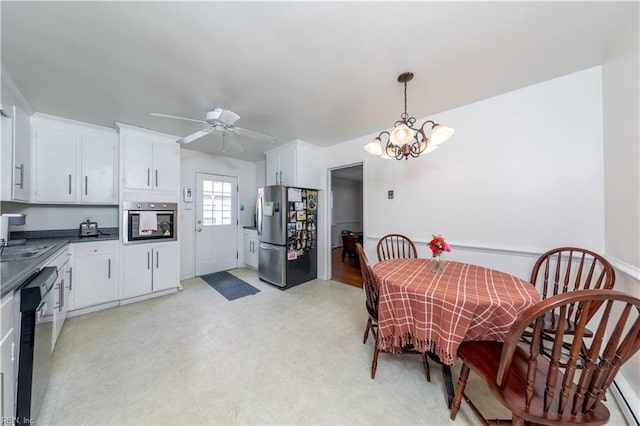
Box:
[388,190,394,200]
[83,215,92,222]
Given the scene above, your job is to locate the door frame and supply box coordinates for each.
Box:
[192,171,240,276]
[325,162,365,282]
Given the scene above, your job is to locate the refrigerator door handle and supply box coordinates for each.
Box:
[256,193,263,236]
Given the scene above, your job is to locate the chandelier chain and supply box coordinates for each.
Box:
[403,81,408,116]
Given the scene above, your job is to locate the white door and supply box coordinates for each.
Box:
[195,173,238,276]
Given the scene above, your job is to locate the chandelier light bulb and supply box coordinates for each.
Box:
[430,124,455,146]
[364,138,383,156]
[390,123,414,146]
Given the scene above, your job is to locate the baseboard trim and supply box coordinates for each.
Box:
[612,374,640,426]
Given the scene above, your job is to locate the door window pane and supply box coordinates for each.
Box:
[202,179,233,226]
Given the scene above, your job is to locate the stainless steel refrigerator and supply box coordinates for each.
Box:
[257,185,318,288]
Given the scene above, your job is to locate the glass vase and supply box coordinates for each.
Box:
[431,253,444,273]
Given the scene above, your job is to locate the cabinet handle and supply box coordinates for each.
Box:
[147,168,150,187]
[67,267,73,290]
[85,176,88,195]
[108,259,111,279]
[156,250,159,269]
[15,164,24,189]
[59,279,64,312]
[279,171,283,184]
[147,251,150,270]
[155,169,158,187]
[11,342,15,362]
[275,171,279,184]
[68,174,72,194]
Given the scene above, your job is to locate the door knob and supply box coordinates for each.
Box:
[196,227,202,232]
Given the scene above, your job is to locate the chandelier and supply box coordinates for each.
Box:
[365,72,454,160]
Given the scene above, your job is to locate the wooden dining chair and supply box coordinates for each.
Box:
[356,243,430,382]
[529,247,616,363]
[341,233,359,263]
[376,234,417,262]
[450,289,640,426]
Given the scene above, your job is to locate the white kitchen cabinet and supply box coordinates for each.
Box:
[122,242,178,299]
[244,228,259,270]
[46,246,72,349]
[34,126,77,203]
[12,105,31,201]
[32,114,118,204]
[265,140,322,188]
[72,241,117,310]
[0,293,15,420]
[119,124,179,194]
[80,133,117,204]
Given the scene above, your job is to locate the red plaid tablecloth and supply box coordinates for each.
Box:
[372,258,540,365]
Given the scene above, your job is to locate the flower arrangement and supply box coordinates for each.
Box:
[429,234,451,272]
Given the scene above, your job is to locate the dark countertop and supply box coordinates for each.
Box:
[243,226,258,230]
[0,228,120,299]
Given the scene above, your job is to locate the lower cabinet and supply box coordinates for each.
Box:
[72,241,117,310]
[244,229,259,270]
[46,246,71,350]
[122,242,178,299]
[0,293,15,420]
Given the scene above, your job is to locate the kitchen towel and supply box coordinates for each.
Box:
[138,212,158,235]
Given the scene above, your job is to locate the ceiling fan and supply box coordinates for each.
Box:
[150,108,276,146]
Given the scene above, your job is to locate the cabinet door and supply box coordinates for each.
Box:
[123,135,153,190]
[81,133,116,203]
[244,231,253,268]
[12,105,31,201]
[74,253,117,309]
[152,141,179,192]
[278,148,296,186]
[122,245,152,298]
[35,126,77,202]
[152,244,178,292]
[248,237,259,269]
[0,329,15,419]
[266,152,279,186]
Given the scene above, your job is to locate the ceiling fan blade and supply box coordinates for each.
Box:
[150,112,207,125]
[176,128,213,144]
[233,126,276,143]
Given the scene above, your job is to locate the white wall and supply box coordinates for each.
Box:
[331,177,362,247]
[602,9,640,423]
[0,201,118,231]
[324,67,606,280]
[179,148,257,279]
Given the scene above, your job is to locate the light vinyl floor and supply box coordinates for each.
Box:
[39,269,628,425]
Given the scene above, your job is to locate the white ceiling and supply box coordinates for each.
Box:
[2,1,636,162]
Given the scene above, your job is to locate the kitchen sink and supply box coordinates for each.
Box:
[0,245,56,262]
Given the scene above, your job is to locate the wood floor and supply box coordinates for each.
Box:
[331,247,363,288]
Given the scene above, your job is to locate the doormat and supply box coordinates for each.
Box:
[200,271,261,301]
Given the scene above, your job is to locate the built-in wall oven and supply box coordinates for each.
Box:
[123,202,177,245]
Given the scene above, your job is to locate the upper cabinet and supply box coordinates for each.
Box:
[1,87,33,202]
[118,123,179,195]
[266,140,322,189]
[32,114,118,204]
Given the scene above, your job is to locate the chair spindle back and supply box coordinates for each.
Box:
[356,243,378,320]
[376,234,418,262]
